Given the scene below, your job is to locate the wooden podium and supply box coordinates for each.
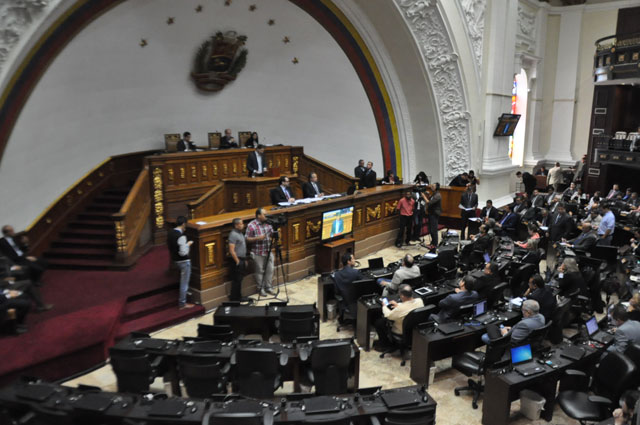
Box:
[316,237,355,273]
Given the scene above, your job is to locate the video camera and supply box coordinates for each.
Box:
[412,185,428,193]
[266,214,288,228]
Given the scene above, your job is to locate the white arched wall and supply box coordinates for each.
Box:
[0,0,383,229]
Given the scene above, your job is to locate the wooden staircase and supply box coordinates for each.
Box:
[44,187,131,269]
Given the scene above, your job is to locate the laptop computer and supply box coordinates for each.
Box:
[560,345,585,361]
[368,257,387,276]
[511,344,544,377]
[437,322,465,335]
[473,300,497,324]
[380,390,422,409]
[585,316,614,344]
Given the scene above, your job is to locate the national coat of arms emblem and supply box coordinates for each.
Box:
[191,31,248,92]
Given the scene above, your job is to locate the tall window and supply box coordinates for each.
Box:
[509,69,528,166]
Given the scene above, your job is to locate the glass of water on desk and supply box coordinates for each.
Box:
[507,297,513,312]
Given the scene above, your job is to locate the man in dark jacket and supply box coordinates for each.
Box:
[430,276,479,323]
[333,253,363,315]
[548,203,574,242]
[523,274,556,321]
[360,161,377,188]
[516,171,537,198]
[473,262,501,299]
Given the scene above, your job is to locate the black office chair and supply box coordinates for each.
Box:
[379,304,437,366]
[383,404,436,425]
[557,351,638,424]
[508,263,536,297]
[306,339,353,395]
[437,247,458,280]
[486,282,508,309]
[277,308,317,343]
[521,320,553,353]
[198,324,235,342]
[548,297,573,344]
[624,343,640,372]
[403,275,424,289]
[233,347,283,398]
[109,346,162,393]
[452,334,511,409]
[178,354,230,398]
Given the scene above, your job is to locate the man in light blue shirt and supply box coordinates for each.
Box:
[597,203,615,246]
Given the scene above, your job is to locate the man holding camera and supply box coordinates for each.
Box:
[246,208,276,297]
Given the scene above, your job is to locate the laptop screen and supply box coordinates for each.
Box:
[473,300,486,317]
[368,257,384,269]
[585,316,598,336]
[510,344,532,365]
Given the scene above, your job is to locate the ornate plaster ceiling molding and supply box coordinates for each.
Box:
[456,0,485,78]
[394,0,471,182]
[0,0,56,72]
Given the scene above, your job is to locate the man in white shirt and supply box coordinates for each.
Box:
[373,284,424,351]
[547,162,563,192]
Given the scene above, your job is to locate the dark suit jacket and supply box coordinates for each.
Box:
[246,151,265,176]
[437,290,479,322]
[176,140,196,152]
[558,271,586,296]
[522,172,536,193]
[549,213,574,241]
[531,195,545,208]
[571,232,598,251]
[527,287,556,320]
[219,136,238,149]
[270,186,293,205]
[460,192,478,209]
[302,181,323,198]
[354,166,366,179]
[481,206,499,220]
[498,212,518,232]
[0,238,23,263]
[333,266,364,311]
[361,169,377,188]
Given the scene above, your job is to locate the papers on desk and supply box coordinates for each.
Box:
[423,253,438,259]
[469,217,482,222]
[510,297,524,307]
[458,204,476,211]
[539,226,548,232]
[278,194,344,207]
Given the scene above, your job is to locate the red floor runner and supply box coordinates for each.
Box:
[0,246,201,384]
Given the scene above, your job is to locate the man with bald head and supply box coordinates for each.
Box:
[220,128,238,149]
[565,222,598,251]
[378,254,420,298]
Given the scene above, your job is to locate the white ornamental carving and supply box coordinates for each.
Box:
[0,0,52,71]
[395,0,471,182]
[458,0,485,77]
[516,2,536,54]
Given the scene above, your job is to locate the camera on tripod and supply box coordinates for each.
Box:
[266,214,288,229]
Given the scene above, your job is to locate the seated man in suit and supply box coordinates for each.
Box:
[564,222,597,251]
[530,189,545,209]
[177,131,197,152]
[332,253,363,315]
[523,274,556,320]
[1,256,52,312]
[495,204,518,237]
[482,299,545,344]
[481,200,499,222]
[607,304,640,354]
[246,144,267,177]
[302,172,324,198]
[219,128,238,149]
[373,284,424,352]
[430,276,479,323]
[0,288,31,334]
[473,262,500,299]
[378,254,420,298]
[0,225,47,284]
[360,161,377,188]
[270,176,296,205]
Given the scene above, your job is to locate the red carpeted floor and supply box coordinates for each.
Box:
[0,246,204,385]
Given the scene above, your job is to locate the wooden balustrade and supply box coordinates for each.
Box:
[112,168,151,262]
[188,182,225,219]
[297,153,358,194]
[25,150,157,256]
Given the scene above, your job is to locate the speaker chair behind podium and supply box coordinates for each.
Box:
[234,347,283,398]
[164,133,181,152]
[307,339,354,395]
[109,346,163,393]
[208,132,221,149]
[238,131,252,146]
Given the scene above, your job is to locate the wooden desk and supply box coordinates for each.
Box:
[316,237,355,273]
[186,185,407,308]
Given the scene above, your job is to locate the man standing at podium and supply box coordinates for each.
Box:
[247,144,267,177]
[246,208,275,297]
